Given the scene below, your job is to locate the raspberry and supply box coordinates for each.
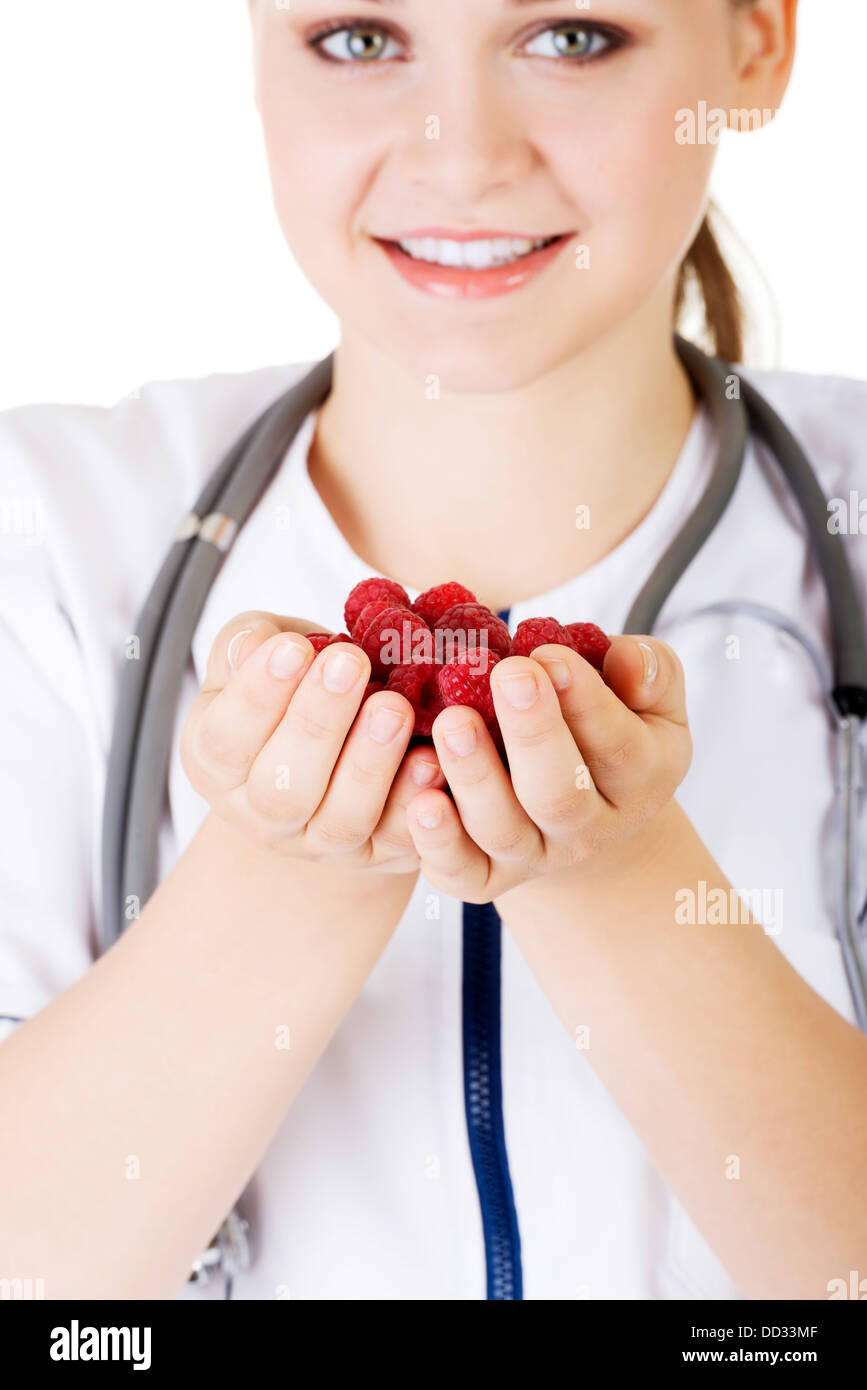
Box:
[306,632,353,652]
[386,663,433,704]
[510,616,570,658]
[344,578,411,636]
[437,651,503,727]
[562,622,611,671]
[386,664,445,738]
[339,575,609,745]
[351,597,395,642]
[411,581,477,628]
[359,607,433,680]
[434,603,512,662]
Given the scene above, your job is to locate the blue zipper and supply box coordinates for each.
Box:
[460,606,523,1300]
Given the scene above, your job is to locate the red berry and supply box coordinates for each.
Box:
[437,651,503,727]
[306,632,353,652]
[510,616,570,658]
[562,622,611,671]
[360,679,386,703]
[352,597,394,642]
[385,663,431,704]
[386,664,445,738]
[359,607,434,681]
[411,581,478,628]
[412,700,448,739]
[344,577,411,636]
[434,603,511,663]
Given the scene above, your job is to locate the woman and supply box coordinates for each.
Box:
[1,0,865,1301]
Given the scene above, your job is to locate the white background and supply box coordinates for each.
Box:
[0,0,864,408]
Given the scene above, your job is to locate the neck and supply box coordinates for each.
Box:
[306,287,698,615]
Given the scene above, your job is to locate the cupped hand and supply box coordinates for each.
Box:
[401,635,693,903]
[180,610,447,874]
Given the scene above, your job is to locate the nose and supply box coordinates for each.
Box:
[390,60,537,205]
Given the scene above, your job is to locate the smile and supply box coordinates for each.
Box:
[394,234,560,270]
[372,231,574,301]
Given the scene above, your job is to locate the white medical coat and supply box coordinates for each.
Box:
[1,357,865,1300]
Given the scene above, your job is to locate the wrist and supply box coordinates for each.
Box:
[494,797,695,924]
[573,796,691,887]
[195,810,418,921]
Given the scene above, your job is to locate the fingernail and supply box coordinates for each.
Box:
[368,706,407,744]
[498,671,539,709]
[442,722,477,757]
[637,641,658,685]
[228,627,254,671]
[536,658,571,691]
[267,636,309,680]
[411,759,440,787]
[417,806,443,829]
[322,648,365,693]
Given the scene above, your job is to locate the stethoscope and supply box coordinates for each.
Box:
[99,335,867,1296]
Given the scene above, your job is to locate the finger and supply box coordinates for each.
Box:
[244,641,372,830]
[203,610,334,696]
[602,635,689,722]
[404,788,493,900]
[302,692,417,855]
[528,642,652,808]
[428,706,544,866]
[532,638,691,809]
[183,628,317,794]
[370,745,449,868]
[487,654,603,841]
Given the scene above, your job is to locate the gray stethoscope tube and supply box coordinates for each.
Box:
[99,336,867,1293]
[625,342,867,1038]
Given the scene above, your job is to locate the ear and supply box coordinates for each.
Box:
[729,0,799,124]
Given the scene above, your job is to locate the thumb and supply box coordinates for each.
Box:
[602,635,688,723]
[205,610,334,693]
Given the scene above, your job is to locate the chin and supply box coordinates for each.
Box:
[374,324,582,396]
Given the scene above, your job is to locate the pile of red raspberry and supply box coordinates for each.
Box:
[305,577,611,748]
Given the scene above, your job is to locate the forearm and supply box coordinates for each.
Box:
[495,799,867,1299]
[0,811,415,1299]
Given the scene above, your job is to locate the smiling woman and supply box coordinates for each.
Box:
[326,10,750,343]
[3,0,867,1324]
[304,6,749,344]
[250,0,767,379]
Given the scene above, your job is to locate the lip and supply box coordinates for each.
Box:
[389,227,568,242]
[372,233,574,301]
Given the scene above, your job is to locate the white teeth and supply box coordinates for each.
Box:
[464,240,493,270]
[395,235,554,269]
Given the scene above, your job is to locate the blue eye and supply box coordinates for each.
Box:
[308,23,402,63]
[522,23,623,62]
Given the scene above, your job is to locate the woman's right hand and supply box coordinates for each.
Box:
[180,610,445,875]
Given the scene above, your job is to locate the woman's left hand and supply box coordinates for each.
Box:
[404,635,693,903]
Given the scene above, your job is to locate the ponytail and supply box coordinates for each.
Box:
[675,206,747,364]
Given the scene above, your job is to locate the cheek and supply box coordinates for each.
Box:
[257,64,376,268]
[537,64,725,289]
[562,110,714,258]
